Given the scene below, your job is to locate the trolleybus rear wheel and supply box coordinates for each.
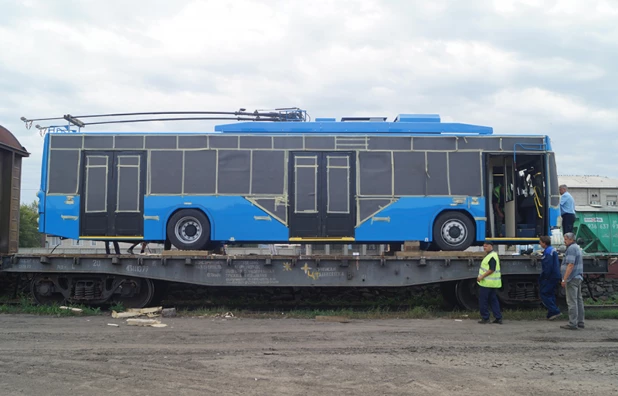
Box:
[433,212,475,251]
[167,209,211,250]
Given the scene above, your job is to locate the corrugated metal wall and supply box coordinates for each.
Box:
[0,125,29,255]
[0,151,23,254]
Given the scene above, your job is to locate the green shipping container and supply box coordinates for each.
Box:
[572,205,618,254]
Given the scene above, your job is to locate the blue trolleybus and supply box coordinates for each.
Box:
[34,108,560,251]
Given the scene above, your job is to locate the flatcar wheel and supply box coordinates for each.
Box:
[113,278,155,309]
[455,279,479,311]
[439,281,458,310]
[31,274,66,305]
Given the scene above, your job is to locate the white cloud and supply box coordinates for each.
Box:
[0,0,616,202]
[491,88,618,125]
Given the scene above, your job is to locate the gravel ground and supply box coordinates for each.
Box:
[0,314,616,395]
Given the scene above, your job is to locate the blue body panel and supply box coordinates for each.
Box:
[549,207,560,230]
[355,197,486,242]
[44,195,80,239]
[214,121,493,134]
[395,114,441,122]
[38,134,51,233]
[41,194,488,244]
[37,190,46,233]
[545,136,553,151]
[142,196,289,242]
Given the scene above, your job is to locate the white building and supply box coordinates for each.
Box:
[558,175,618,207]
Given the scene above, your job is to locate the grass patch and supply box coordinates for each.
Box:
[0,295,102,316]
[174,306,618,321]
[583,309,618,319]
[176,306,440,320]
[1,301,617,320]
[164,295,446,311]
[109,302,125,313]
[585,293,618,306]
[2,289,617,320]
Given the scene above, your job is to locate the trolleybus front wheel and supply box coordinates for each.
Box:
[167,209,211,250]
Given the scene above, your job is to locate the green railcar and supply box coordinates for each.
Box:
[573,205,618,254]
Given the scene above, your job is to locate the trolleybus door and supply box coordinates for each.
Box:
[288,152,356,239]
[80,151,146,238]
[488,154,516,238]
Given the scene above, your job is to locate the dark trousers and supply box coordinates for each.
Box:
[105,241,120,255]
[562,213,575,234]
[479,286,502,320]
[539,278,561,317]
[128,242,147,253]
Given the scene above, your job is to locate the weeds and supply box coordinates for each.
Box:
[1,292,617,320]
[2,301,617,320]
[174,305,618,321]
[585,293,618,306]
[109,302,125,312]
[0,294,102,316]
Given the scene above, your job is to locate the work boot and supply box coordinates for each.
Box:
[560,324,577,330]
[492,318,503,324]
[478,319,490,324]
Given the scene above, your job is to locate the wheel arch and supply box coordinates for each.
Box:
[163,206,215,242]
[430,209,478,243]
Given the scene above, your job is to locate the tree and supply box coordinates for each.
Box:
[19,201,41,248]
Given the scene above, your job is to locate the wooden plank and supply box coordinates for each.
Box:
[161,250,212,256]
[59,306,83,313]
[403,241,420,252]
[126,318,161,326]
[113,307,163,319]
[112,311,142,319]
[126,307,163,314]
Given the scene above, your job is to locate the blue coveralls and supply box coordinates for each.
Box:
[539,245,561,318]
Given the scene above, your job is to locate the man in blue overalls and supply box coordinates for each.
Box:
[538,235,561,320]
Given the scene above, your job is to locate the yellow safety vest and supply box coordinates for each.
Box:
[478,251,502,288]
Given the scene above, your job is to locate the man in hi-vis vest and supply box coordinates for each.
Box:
[477,241,503,324]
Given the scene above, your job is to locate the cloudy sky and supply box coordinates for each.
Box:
[1,0,616,203]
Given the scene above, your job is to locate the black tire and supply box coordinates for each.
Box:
[149,280,169,306]
[419,241,433,251]
[439,281,459,310]
[433,211,475,251]
[203,241,225,253]
[455,279,479,311]
[167,209,211,250]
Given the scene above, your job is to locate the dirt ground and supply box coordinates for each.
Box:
[0,315,616,396]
